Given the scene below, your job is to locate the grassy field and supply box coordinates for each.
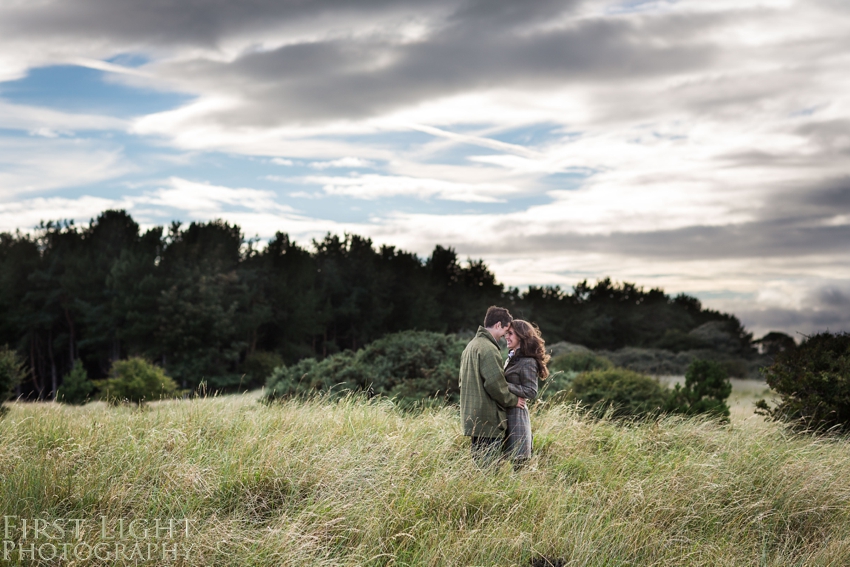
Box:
[2,387,849,566]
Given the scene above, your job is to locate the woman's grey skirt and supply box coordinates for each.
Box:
[504,406,532,459]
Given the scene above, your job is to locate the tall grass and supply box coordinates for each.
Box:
[2,392,850,566]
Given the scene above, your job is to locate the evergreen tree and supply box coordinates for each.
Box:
[0,209,760,397]
[56,359,94,405]
[666,360,732,419]
[0,345,25,409]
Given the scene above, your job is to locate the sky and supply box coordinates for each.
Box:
[0,0,848,340]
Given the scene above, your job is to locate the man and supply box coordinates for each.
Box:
[459,305,526,467]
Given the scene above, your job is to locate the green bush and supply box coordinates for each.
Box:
[264,351,357,401]
[549,351,614,373]
[56,360,94,405]
[0,345,25,413]
[756,332,850,433]
[95,357,179,405]
[542,351,613,402]
[666,359,732,420]
[264,331,467,405]
[567,368,668,419]
[242,350,284,389]
[538,370,579,402]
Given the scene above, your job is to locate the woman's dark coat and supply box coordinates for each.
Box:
[503,354,539,459]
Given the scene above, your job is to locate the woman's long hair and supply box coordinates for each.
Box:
[509,319,551,379]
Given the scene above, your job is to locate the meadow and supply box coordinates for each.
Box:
[2,381,849,566]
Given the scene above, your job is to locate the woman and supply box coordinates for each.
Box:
[503,319,550,468]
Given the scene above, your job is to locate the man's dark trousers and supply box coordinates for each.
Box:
[471,436,503,468]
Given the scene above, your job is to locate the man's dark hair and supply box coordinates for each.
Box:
[483,306,513,329]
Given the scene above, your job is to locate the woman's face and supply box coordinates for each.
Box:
[505,327,519,351]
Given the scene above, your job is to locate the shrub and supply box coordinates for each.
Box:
[542,352,613,403]
[264,351,357,401]
[549,351,614,373]
[756,332,850,433]
[654,329,709,352]
[688,320,754,355]
[600,347,755,378]
[538,370,579,402]
[567,368,668,419]
[546,341,592,358]
[242,350,284,389]
[754,331,797,357]
[56,360,94,405]
[599,347,699,375]
[95,357,179,405]
[666,359,731,420]
[264,331,467,405]
[0,345,25,414]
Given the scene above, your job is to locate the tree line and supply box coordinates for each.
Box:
[0,210,753,399]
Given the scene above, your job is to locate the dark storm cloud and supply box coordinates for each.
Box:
[0,0,426,48]
[802,176,850,209]
[2,0,731,125]
[747,280,850,337]
[736,306,850,338]
[457,218,850,260]
[588,221,850,260]
[753,177,850,233]
[1,0,843,131]
[442,172,850,262]
[795,120,850,159]
[815,286,850,308]
[162,5,728,125]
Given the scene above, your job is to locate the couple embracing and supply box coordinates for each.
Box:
[459,306,550,469]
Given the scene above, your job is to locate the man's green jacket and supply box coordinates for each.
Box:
[459,326,519,437]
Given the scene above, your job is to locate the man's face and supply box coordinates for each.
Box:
[492,321,510,340]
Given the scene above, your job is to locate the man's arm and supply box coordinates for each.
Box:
[480,348,519,408]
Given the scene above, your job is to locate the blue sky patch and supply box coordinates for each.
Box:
[488,123,565,147]
[0,65,192,117]
[105,53,152,68]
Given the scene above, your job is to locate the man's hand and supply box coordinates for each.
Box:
[516,397,526,409]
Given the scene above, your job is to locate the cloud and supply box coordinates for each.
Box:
[0,195,133,232]
[815,287,850,308]
[0,179,361,241]
[0,137,132,198]
[734,307,850,340]
[296,173,517,202]
[129,7,720,129]
[0,101,127,134]
[137,177,295,216]
[308,157,374,169]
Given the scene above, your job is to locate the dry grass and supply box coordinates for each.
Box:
[1,390,849,566]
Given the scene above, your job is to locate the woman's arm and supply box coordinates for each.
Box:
[511,359,539,400]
